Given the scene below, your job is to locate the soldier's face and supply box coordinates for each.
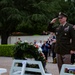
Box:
[58,16,67,24]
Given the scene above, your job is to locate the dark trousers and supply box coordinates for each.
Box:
[43,51,48,60]
[71,54,75,64]
[51,43,56,60]
[48,48,51,56]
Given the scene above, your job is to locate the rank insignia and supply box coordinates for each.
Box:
[64,26,69,31]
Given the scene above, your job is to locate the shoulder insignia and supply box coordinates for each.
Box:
[64,26,69,31]
[73,25,75,30]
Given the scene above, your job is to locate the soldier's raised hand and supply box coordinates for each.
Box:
[50,18,57,24]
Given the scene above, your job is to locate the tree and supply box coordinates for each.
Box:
[1,0,75,44]
[0,0,22,44]
[13,0,52,34]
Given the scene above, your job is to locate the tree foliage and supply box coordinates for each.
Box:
[0,0,75,44]
[0,0,22,44]
[13,0,51,34]
[15,0,75,35]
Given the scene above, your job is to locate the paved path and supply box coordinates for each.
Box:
[0,57,59,75]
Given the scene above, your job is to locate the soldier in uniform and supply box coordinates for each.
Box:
[48,12,75,73]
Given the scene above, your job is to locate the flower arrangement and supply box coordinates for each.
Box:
[13,42,46,68]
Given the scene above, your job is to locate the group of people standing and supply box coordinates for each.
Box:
[33,33,56,63]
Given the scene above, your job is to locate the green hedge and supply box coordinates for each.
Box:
[0,45,14,57]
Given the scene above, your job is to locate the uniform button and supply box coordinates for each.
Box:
[65,33,67,35]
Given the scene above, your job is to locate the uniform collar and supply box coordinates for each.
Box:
[63,22,67,26]
[60,22,67,26]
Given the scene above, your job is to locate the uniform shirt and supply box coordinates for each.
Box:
[48,22,75,55]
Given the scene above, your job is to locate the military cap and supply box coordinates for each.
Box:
[58,12,68,19]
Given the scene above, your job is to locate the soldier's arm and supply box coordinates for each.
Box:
[47,18,57,32]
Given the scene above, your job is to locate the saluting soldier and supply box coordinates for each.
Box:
[48,12,75,73]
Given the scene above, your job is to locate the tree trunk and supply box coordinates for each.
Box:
[1,33,9,44]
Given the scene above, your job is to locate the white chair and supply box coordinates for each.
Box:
[0,68,7,75]
[10,59,52,75]
[60,64,75,75]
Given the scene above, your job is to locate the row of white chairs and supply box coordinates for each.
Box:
[1,59,75,75]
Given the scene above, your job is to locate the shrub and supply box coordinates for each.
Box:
[0,45,14,57]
